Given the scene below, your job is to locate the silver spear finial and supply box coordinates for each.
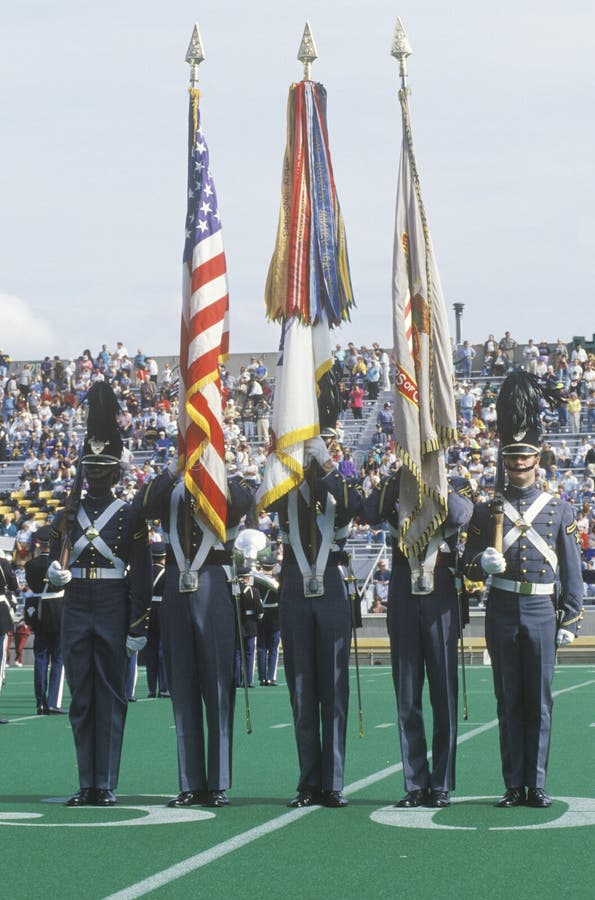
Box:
[297,21,318,81]
[391,17,412,90]
[185,23,206,87]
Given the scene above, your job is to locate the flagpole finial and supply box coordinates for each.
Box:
[186,23,206,87]
[298,21,318,81]
[391,17,412,89]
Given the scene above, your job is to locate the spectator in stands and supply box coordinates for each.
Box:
[492,348,507,377]
[140,375,157,411]
[499,331,517,367]
[365,356,381,400]
[377,402,394,437]
[458,385,475,427]
[372,559,390,610]
[523,339,539,374]
[349,383,364,420]
[0,349,11,377]
[567,392,582,433]
[457,341,476,379]
[370,424,388,455]
[379,348,391,391]
[338,448,358,480]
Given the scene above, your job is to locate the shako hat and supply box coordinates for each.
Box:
[496,370,561,457]
[81,382,124,467]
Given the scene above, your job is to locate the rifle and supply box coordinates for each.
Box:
[492,448,505,553]
[59,451,84,570]
[454,532,469,720]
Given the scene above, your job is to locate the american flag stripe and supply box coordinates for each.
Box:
[179,88,229,543]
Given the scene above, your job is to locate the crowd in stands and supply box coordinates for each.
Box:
[0,332,594,609]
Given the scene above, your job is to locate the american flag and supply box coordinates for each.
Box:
[179,88,229,543]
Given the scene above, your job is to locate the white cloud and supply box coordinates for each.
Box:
[0,293,57,359]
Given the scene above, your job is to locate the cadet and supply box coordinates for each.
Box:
[24,525,66,715]
[463,371,583,808]
[136,458,252,808]
[255,556,281,686]
[234,566,263,688]
[365,473,473,809]
[268,431,363,809]
[48,383,152,807]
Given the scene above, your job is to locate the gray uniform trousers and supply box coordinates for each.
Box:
[388,567,459,793]
[280,564,351,792]
[61,580,129,791]
[485,590,556,789]
[161,564,236,793]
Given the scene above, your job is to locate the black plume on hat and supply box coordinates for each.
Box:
[82,382,124,465]
[496,370,560,455]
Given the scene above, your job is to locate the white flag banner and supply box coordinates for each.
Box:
[256,318,333,511]
[392,116,457,557]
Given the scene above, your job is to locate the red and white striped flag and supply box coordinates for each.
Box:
[179,87,229,542]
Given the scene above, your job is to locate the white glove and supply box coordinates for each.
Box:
[304,437,332,471]
[126,635,147,658]
[556,628,575,647]
[480,547,506,575]
[47,560,72,587]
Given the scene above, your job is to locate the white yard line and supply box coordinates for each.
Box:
[105,677,595,899]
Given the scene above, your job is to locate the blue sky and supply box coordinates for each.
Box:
[1,0,594,360]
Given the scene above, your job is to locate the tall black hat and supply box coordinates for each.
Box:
[496,370,560,456]
[81,382,124,467]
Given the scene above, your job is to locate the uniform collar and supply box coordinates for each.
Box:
[506,482,541,501]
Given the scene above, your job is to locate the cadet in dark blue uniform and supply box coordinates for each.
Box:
[269,434,363,809]
[464,445,583,808]
[48,383,152,807]
[0,552,18,723]
[255,557,281,686]
[365,472,473,809]
[136,463,252,808]
[24,525,66,715]
[234,567,263,688]
[145,541,169,698]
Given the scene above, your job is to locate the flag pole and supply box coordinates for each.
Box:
[297,20,318,81]
[180,24,207,571]
[392,20,468,715]
[391,18,430,279]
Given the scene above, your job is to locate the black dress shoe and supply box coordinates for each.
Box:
[66,788,95,807]
[0,718,8,725]
[47,707,68,715]
[288,787,321,808]
[267,681,277,686]
[95,789,117,806]
[205,790,230,807]
[147,692,156,698]
[37,706,47,715]
[167,790,205,808]
[93,788,116,806]
[158,691,170,698]
[527,787,552,808]
[321,790,348,808]
[395,789,427,808]
[427,790,450,808]
[497,787,526,808]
